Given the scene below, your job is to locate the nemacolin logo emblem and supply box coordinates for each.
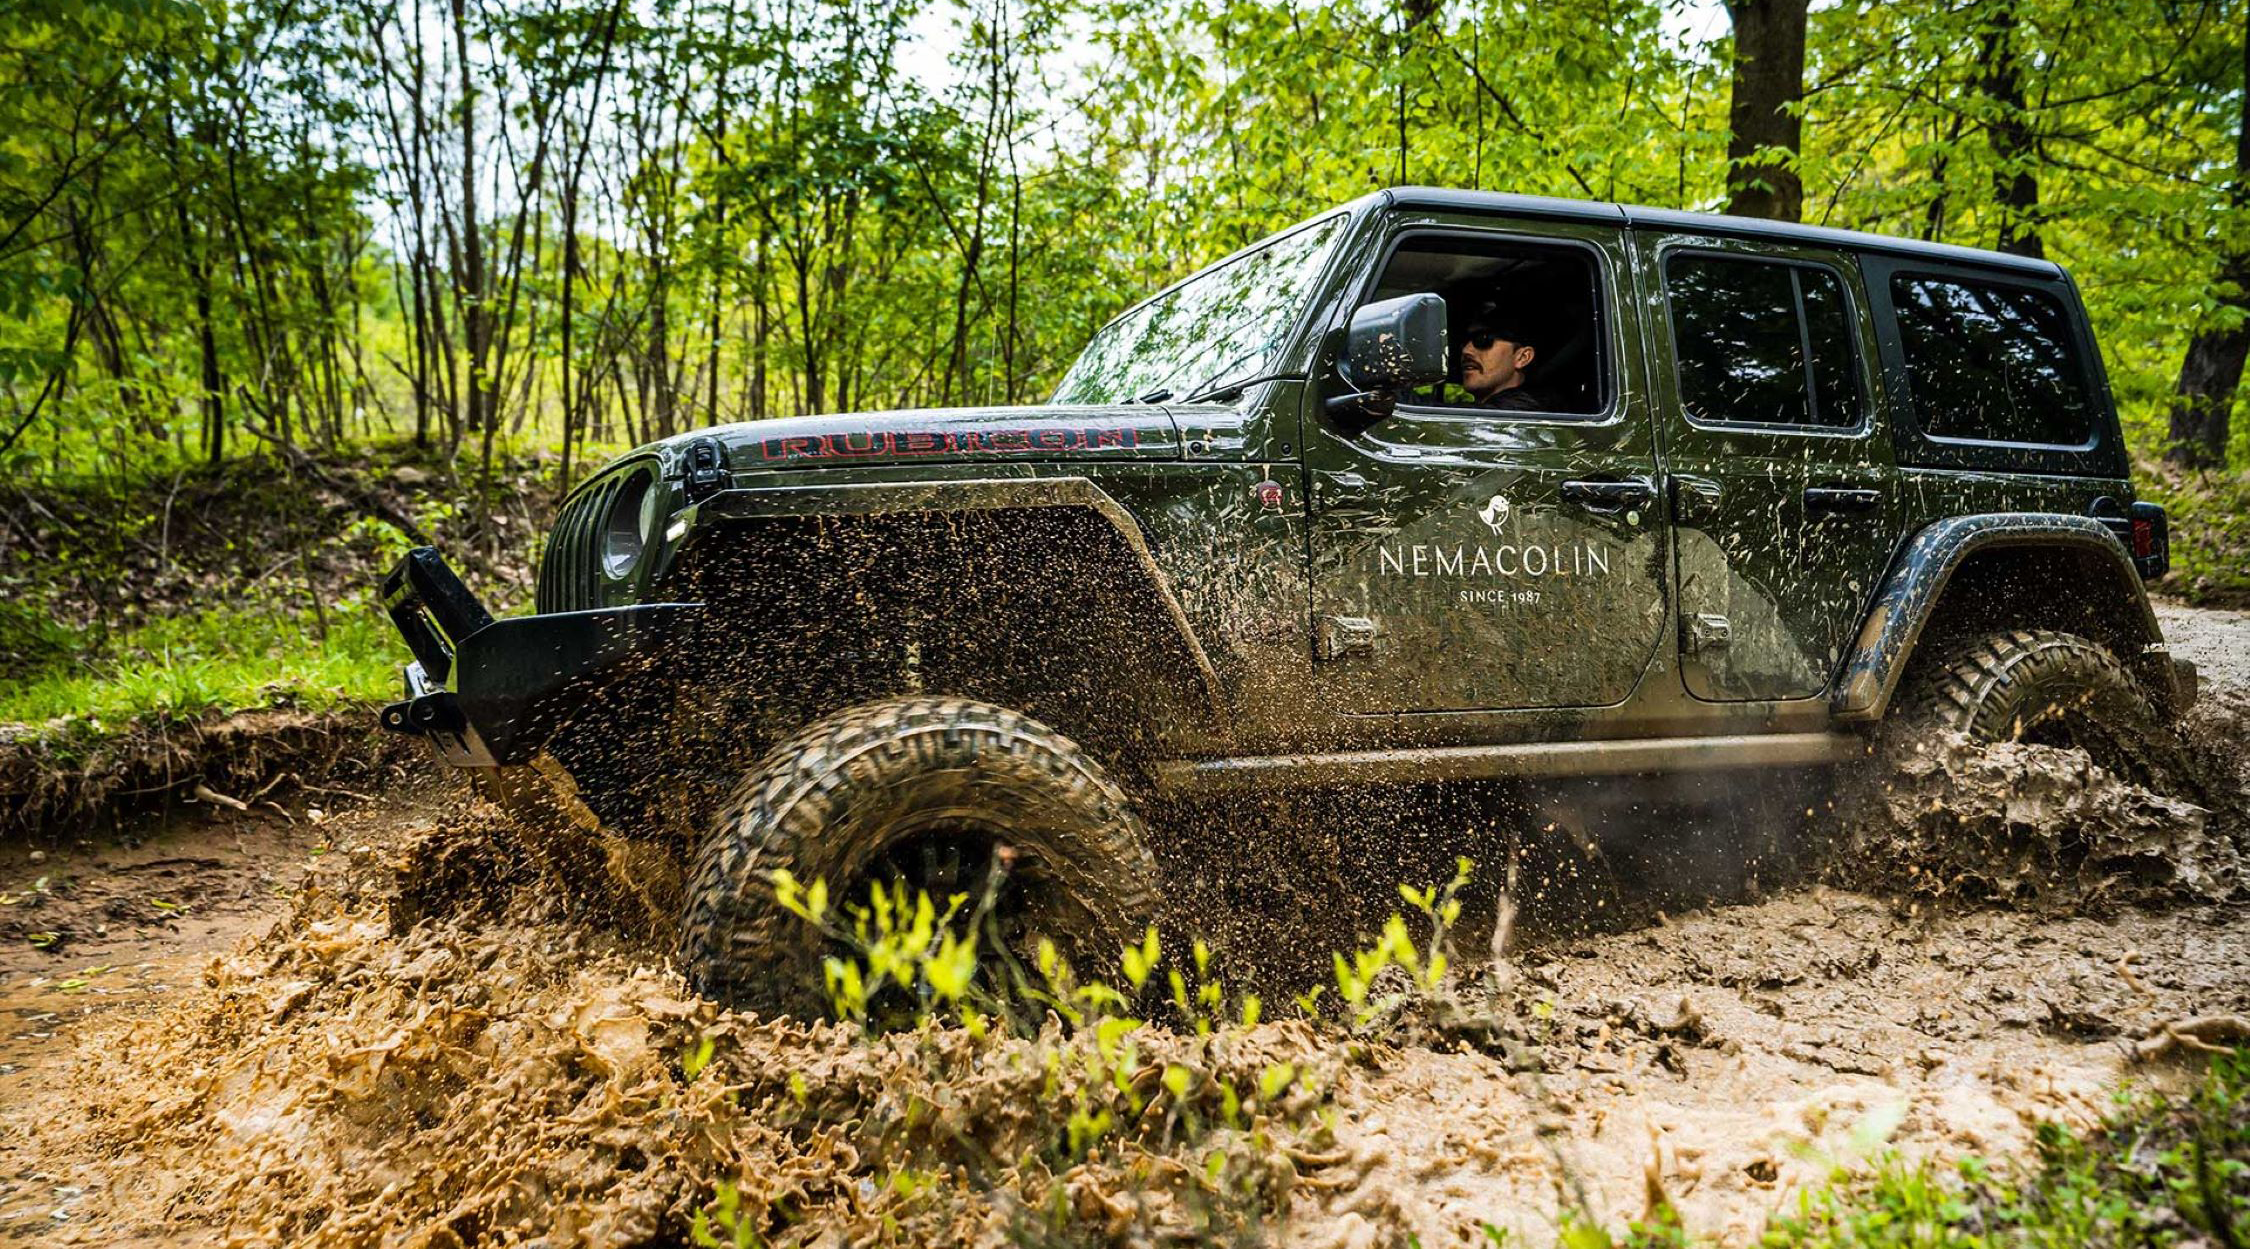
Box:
[1479,493,1511,534]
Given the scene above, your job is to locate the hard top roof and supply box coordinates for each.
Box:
[1374,186,2065,279]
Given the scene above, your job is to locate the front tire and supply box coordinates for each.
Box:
[677,696,1161,1017]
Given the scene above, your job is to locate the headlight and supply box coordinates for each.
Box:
[602,467,660,579]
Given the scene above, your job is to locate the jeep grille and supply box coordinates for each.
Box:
[537,475,622,613]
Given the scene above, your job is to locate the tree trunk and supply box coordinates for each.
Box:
[2167,3,2250,469]
[561,180,579,492]
[451,0,492,477]
[1979,4,2043,259]
[1723,0,1806,221]
[2169,312,2250,468]
[173,185,224,465]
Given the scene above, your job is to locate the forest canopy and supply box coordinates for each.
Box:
[2,0,2247,490]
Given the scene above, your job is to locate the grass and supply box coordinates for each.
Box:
[0,602,396,738]
[0,446,564,748]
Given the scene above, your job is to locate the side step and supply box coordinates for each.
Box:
[1149,732,1869,796]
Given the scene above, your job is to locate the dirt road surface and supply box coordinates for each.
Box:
[0,607,2243,1246]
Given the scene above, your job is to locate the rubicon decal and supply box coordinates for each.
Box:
[759,426,1140,461]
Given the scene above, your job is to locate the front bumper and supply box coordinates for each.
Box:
[379,547,701,767]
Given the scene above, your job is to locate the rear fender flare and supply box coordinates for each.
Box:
[687,476,1226,720]
[1832,513,2163,722]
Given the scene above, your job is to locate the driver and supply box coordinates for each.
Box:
[1459,304,1552,412]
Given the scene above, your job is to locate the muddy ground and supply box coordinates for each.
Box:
[0,606,2244,1247]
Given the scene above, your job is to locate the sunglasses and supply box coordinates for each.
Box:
[1464,331,1504,350]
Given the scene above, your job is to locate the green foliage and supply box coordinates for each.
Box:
[769,865,1316,1162]
[0,603,394,736]
[3,0,2248,492]
[1767,1051,2249,1247]
[2139,463,2250,603]
[689,1180,768,1249]
[1326,857,1473,1029]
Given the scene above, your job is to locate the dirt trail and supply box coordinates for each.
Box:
[0,608,2243,1246]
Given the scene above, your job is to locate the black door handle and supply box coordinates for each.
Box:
[1804,486,1883,515]
[1670,475,1722,522]
[1561,478,1657,513]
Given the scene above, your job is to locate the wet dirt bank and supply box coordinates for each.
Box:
[0,603,2241,1247]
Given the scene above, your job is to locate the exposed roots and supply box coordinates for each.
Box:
[0,707,409,840]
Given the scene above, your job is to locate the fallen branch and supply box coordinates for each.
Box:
[2114,950,2156,999]
[191,783,249,811]
[2134,1016,2250,1062]
[278,443,434,547]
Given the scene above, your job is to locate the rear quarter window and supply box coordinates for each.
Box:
[1890,274,2095,448]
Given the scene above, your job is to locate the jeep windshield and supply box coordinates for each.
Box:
[1050,214,1345,406]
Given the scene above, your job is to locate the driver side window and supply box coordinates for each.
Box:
[1364,234,1608,417]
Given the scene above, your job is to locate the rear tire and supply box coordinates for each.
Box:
[1898,628,2185,789]
[677,696,1161,1017]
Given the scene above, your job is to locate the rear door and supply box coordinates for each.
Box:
[1306,215,1668,713]
[1645,236,1904,701]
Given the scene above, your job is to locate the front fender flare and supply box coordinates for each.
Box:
[1832,513,2164,723]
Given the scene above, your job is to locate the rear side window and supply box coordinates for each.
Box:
[1890,275,2094,447]
[1665,254,1863,429]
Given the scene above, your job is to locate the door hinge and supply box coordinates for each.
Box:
[1319,615,1379,660]
[682,435,730,503]
[1684,613,1732,653]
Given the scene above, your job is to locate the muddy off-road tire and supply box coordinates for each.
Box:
[677,696,1161,1017]
[1899,628,2186,788]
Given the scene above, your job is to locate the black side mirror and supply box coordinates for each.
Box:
[1332,293,1447,422]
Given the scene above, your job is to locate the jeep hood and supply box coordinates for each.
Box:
[666,404,1182,475]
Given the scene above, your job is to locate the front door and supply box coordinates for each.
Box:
[1307,218,1668,713]
[1644,236,1904,701]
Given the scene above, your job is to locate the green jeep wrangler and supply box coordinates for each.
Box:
[380,187,2195,1012]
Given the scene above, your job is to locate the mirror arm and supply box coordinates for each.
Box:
[1323,386,1397,426]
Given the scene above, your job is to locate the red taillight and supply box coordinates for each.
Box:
[2131,516,2154,558]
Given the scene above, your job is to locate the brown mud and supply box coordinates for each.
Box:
[1830,602,2250,907]
[0,605,2244,1246]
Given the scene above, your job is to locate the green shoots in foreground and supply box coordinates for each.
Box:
[1765,1048,2247,1247]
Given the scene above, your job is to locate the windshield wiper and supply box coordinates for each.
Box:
[1125,387,1174,404]
[1180,371,1301,405]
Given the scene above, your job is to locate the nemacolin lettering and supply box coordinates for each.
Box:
[1376,541,1615,580]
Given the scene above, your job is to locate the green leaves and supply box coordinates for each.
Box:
[1,0,2238,485]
